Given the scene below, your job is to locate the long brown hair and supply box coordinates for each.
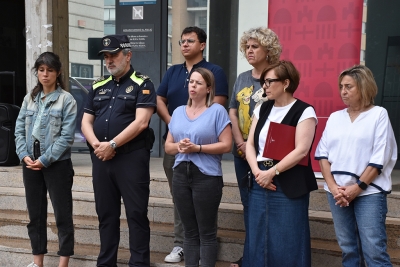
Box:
[31,52,65,100]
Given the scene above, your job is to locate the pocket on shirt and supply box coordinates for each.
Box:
[25,110,35,135]
[116,95,136,113]
[49,110,62,136]
[25,110,35,125]
[93,95,111,115]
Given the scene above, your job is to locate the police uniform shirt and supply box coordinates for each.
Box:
[84,66,156,142]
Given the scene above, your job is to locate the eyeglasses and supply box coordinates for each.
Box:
[178,39,198,46]
[262,78,281,87]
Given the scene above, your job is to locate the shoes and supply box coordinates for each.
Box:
[164,246,184,263]
[230,257,243,267]
[27,263,40,267]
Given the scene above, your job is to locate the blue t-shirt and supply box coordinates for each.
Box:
[168,104,231,176]
[157,59,229,137]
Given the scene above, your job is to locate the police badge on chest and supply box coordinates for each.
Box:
[98,88,111,95]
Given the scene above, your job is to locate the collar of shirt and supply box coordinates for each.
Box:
[111,65,134,84]
[183,58,206,70]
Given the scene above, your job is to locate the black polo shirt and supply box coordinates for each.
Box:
[84,66,156,142]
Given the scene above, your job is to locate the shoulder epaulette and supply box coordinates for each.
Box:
[130,71,151,86]
[93,76,106,85]
[93,75,112,90]
[135,72,151,81]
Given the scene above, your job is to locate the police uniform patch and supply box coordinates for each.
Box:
[126,86,134,93]
[99,88,110,95]
[142,89,150,94]
[103,38,111,46]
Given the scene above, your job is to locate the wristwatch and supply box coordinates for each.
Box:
[356,180,368,190]
[273,165,280,176]
[109,140,117,149]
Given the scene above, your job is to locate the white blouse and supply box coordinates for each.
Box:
[315,106,397,195]
[254,100,318,162]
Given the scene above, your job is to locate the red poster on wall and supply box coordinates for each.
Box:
[268,0,364,171]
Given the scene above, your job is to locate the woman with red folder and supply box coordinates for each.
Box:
[246,60,318,266]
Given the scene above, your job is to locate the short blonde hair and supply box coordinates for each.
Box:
[187,67,215,107]
[239,27,282,64]
[338,65,377,108]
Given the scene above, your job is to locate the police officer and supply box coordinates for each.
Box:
[81,34,156,267]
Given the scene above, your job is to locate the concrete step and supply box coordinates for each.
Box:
[0,209,244,263]
[0,167,242,205]
[2,208,400,265]
[2,225,399,267]
[310,239,400,267]
[309,210,400,251]
[4,185,400,249]
[0,186,245,232]
[0,237,231,267]
[5,165,400,218]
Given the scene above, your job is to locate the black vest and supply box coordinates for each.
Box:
[254,99,318,198]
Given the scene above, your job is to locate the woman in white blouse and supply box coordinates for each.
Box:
[315,65,397,266]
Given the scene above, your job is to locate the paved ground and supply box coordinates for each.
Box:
[70,151,400,188]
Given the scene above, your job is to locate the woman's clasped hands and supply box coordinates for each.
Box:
[23,156,44,171]
[331,184,361,207]
[177,138,197,154]
[254,168,277,191]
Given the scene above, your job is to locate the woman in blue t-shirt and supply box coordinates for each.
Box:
[165,67,232,267]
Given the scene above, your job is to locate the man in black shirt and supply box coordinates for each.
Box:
[82,34,156,267]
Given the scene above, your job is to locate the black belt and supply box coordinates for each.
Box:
[261,160,274,167]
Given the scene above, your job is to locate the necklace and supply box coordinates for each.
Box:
[191,106,206,115]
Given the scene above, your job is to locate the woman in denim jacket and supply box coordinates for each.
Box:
[15,52,77,267]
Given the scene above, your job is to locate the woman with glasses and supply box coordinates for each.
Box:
[165,67,232,267]
[246,60,318,266]
[15,52,77,267]
[228,27,281,267]
[315,65,397,266]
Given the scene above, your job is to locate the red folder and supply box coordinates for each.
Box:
[262,122,309,166]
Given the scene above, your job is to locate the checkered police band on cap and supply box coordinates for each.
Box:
[98,34,131,55]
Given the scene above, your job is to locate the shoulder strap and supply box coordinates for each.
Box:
[130,71,150,86]
[93,76,112,90]
[281,99,312,126]
[254,100,274,153]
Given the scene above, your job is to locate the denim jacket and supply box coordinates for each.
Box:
[15,87,77,167]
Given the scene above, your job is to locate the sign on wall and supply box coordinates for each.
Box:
[119,0,156,5]
[268,0,364,171]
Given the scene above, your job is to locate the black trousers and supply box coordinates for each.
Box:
[91,148,150,267]
[23,158,75,256]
